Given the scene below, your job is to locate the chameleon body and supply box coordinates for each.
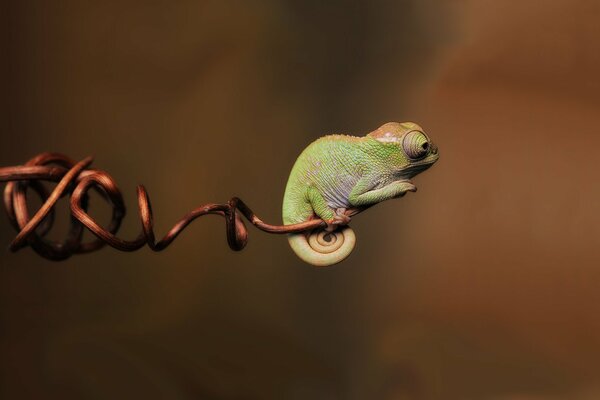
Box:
[282,122,439,266]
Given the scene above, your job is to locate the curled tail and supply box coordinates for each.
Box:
[287,225,356,267]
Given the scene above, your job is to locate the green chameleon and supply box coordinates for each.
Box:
[282,122,439,266]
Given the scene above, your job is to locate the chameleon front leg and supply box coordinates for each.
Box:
[306,186,350,231]
[348,179,416,207]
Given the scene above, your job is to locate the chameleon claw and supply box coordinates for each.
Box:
[335,207,352,222]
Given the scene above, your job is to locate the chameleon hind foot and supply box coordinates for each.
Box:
[324,208,352,232]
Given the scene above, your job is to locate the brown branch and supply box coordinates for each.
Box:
[0,153,363,261]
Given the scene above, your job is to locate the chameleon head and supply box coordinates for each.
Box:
[368,122,439,180]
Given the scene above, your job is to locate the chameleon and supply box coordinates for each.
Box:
[282,122,439,266]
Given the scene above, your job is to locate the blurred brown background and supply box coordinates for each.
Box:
[2,0,600,399]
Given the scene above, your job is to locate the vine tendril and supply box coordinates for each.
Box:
[0,153,349,261]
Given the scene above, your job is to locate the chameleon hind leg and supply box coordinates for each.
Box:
[285,186,356,267]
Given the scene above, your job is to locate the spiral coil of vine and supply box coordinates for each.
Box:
[0,153,337,261]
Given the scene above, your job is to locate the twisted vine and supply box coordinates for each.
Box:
[0,153,335,261]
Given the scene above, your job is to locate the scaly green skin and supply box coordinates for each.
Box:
[282,122,439,266]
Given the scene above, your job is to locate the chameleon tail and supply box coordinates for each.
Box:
[287,226,356,267]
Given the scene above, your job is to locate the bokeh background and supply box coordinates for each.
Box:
[2,0,600,399]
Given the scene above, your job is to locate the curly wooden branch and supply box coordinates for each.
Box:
[0,153,335,261]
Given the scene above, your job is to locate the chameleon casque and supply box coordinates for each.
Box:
[282,122,439,266]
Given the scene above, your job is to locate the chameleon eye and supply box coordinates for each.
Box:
[402,130,429,159]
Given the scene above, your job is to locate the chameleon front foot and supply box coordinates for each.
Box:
[395,180,417,197]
